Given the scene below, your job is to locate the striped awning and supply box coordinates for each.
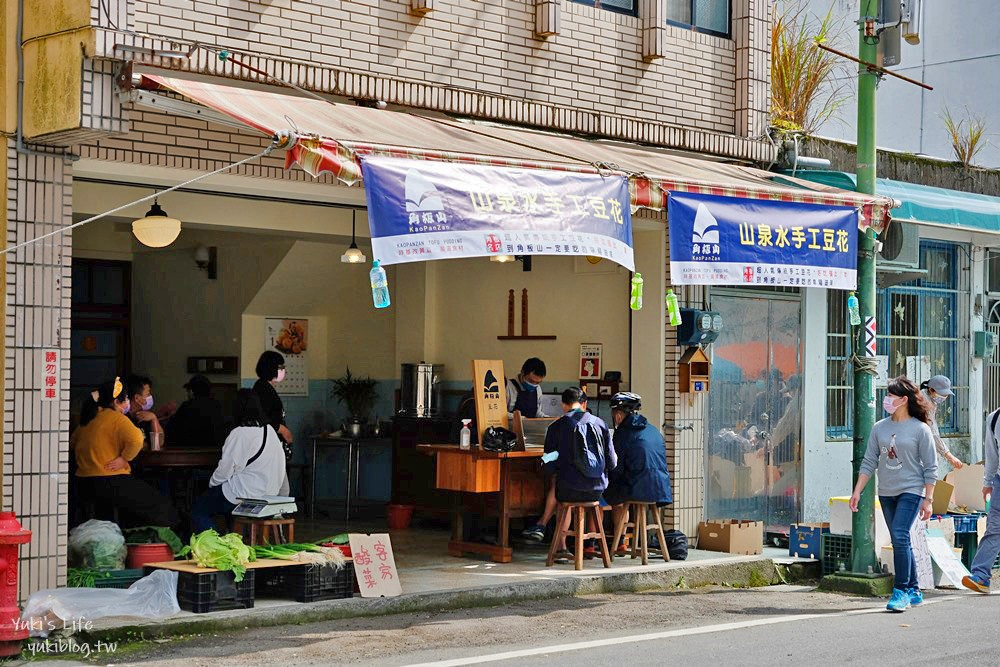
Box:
[138,74,894,230]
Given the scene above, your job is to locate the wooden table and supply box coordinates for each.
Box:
[417,444,546,563]
[136,448,220,469]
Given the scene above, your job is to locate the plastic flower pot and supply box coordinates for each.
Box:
[126,542,174,568]
[386,504,414,530]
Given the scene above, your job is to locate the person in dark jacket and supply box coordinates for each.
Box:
[603,392,672,543]
[544,387,616,559]
[167,375,227,449]
[252,351,294,451]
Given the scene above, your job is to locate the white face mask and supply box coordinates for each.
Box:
[276,368,286,383]
[931,394,946,405]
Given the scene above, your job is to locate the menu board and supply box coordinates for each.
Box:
[472,359,508,442]
[265,318,309,397]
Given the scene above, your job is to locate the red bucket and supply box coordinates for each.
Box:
[386,504,414,530]
[126,542,174,569]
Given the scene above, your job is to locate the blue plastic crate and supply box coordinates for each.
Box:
[949,513,985,533]
[789,523,829,559]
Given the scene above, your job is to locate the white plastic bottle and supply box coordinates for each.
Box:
[460,419,472,450]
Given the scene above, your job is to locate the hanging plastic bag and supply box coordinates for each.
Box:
[21,570,180,638]
[68,520,126,570]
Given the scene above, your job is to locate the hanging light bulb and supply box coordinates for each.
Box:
[132,197,181,248]
[341,211,367,264]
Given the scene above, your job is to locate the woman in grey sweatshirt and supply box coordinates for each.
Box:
[849,376,937,613]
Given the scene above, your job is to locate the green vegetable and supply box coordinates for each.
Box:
[253,543,346,568]
[179,530,255,582]
[315,533,349,545]
[123,526,185,556]
[67,568,111,588]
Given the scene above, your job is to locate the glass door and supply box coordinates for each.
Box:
[706,293,803,533]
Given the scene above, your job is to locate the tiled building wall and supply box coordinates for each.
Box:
[4,141,73,599]
[130,0,739,135]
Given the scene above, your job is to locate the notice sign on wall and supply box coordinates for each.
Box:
[579,343,602,380]
[264,318,308,397]
[349,533,401,597]
[40,349,60,402]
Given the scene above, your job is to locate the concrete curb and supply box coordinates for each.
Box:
[75,557,778,644]
[819,573,894,597]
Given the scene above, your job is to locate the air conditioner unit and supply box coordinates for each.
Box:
[878,221,920,268]
[877,221,925,288]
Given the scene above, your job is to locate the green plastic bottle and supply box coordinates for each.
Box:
[666,289,682,326]
[630,272,643,310]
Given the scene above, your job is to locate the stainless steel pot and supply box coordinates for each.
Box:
[399,363,444,417]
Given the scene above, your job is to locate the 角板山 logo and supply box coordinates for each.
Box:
[483,369,500,397]
[404,169,445,213]
[691,203,720,260]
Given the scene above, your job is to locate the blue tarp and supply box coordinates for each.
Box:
[778,170,1000,234]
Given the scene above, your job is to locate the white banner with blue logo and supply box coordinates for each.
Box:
[361,157,634,271]
[668,192,858,289]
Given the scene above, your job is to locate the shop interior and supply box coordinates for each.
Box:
[68,171,666,562]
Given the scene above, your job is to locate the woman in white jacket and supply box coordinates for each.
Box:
[191,389,289,532]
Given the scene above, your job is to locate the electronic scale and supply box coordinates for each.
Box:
[231,495,297,518]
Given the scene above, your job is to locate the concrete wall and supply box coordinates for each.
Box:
[800,0,1000,168]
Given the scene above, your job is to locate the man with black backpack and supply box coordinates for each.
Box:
[543,387,616,560]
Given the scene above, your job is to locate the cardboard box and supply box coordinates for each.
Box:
[697,520,763,555]
[829,496,890,549]
[932,479,955,516]
[789,522,829,559]
[946,464,987,512]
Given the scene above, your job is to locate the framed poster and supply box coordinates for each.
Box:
[265,318,308,397]
[579,343,603,380]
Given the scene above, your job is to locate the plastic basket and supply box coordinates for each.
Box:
[93,569,145,589]
[256,562,354,603]
[145,567,255,614]
[821,533,852,576]
[949,514,984,533]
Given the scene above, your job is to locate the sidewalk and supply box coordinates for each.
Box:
[75,527,812,644]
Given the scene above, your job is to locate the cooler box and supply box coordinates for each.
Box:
[789,522,829,559]
[829,496,890,549]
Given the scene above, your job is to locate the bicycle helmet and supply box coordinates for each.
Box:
[610,392,642,413]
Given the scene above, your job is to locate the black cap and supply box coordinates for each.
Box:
[184,374,211,396]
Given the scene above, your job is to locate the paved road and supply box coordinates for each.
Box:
[41,586,996,666]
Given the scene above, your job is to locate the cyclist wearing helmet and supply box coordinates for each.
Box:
[604,392,672,547]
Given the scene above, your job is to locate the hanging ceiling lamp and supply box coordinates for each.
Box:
[132,197,182,248]
[341,211,367,264]
[490,255,515,263]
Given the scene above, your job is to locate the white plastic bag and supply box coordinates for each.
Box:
[68,519,126,570]
[21,570,180,637]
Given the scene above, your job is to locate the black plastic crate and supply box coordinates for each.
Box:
[255,563,353,603]
[821,533,852,576]
[146,566,255,613]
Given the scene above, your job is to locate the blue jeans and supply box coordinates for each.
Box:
[880,493,923,590]
[970,474,1000,584]
[191,484,237,533]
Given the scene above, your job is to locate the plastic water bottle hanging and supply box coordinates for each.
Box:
[847,291,861,326]
[630,272,643,310]
[666,289,682,326]
[370,260,391,309]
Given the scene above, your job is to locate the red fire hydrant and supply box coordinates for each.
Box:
[0,512,31,658]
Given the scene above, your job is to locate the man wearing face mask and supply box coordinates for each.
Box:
[506,357,549,419]
[126,374,164,444]
[920,375,964,470]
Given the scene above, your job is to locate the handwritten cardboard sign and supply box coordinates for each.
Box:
[926,528,971,588]
[348,533,401,598]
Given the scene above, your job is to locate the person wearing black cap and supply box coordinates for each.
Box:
[920,374,964,470]
[166,375,227,449]
[603,392,672,553]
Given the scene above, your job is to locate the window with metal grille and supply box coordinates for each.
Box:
[570,0,638,16]
[826,240,971,440]
[667,0,730,37]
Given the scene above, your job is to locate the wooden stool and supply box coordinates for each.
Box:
[611,501,669,565]
[232,517,295,546]
[546,501,611,570]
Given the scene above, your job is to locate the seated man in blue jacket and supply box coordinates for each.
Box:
[603,392,672,554]
[544,387,616,560]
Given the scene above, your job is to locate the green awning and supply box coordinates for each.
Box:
[778,170,1000,234]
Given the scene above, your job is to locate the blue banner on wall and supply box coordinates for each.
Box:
[668,192,858,289]
[362,157,634,271]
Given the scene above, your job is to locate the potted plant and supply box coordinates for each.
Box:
[330,368,379,436]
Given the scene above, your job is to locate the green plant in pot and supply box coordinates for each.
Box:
[331,368,378,436]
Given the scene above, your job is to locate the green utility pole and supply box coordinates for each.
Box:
[850,0,880,575]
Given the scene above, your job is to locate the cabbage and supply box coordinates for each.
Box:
[179,530,255,582]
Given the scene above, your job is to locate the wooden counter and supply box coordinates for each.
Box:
[417,444,546,563]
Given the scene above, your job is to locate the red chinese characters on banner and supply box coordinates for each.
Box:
[41,350,59,402]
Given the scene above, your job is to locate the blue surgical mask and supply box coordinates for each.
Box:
[523,380,539,389]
